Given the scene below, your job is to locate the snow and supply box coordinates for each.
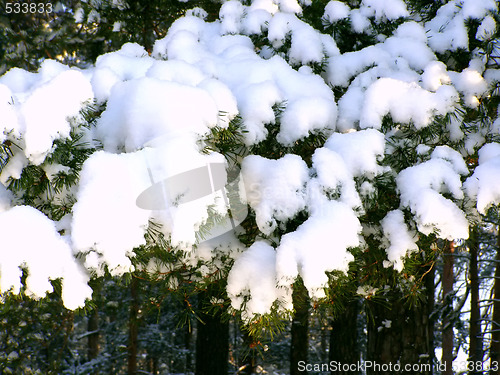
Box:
[476,15,497,41]
[310,147,361,210]
[240,154,309,235]
[464,143,500,214]
[426,0,497,55]
[71,151,152,275]
[426,2,469,54]
[397,147,469,240]
[20,69,93,164]
[381,210,418,272]
[276,200,360,298]
[421,61,451,92]
[0,206,92,309]
[267,13,326,65]
[449,67,488,108]
[360,0,409,21]
[0,183,12,213]
[0,67,93,166]
[323,1,350,23]
[277,96,337,146]
[0,0,498,315]
[324,129,385,178]
[360,78,459,130]
[0,84,19,141]
[95,77,218,152]
[227,241,291,320]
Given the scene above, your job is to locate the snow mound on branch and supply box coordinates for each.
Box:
[464,143,500,214]
[426,0,497,54]
[276,200,360,298]
[227,241,292,320]
[476,15,497,41]
[381,210,418,272]
[310,147,362,210]
[360,78,458,130]
[152,13,337,146]
[397,146,469,240]
[360,0,409,21]
[71,151,152,275]
[0,67,93,166]
[267,12,328,65]
[96,77,219,152]
[144,138,229,249]
[240,154,309,235]
[0,206,92,309]
[449,67,489,108]
[323,1,350,23]
[91,43,154,103]
[324,129,385,178]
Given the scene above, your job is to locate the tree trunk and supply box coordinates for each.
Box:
[88,307,99,361]
[291,281,310,375]
[128,277,139,375]
[490,227,500,375]
[366,256,434,375]
[330,299,360,375]
[442,241,454,375]
[195,287,229,375]
[469,227,483,374]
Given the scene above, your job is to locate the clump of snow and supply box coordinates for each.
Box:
[0,67,37,94]
[277,96,337,146]
[186,7,209,20]
[426,2,469,54]
[91,43,154,102]
[360,78,458,129]
[360,0,409,21]
[310,147,361,210]
[324,129,385,178]
[381,210,418,271]
[71,151,152,275]
[0,206,92,309]
[220,1,246,35]
[350,9,371,34]
[421,61,451,92]
[449,67,488,108]
[357,285,378,297]
[276,200,360,298]
[464,143,500,214]
[267,13,325,65]
[5,69,93,165]
[476,15,497,41]
[426,0,497,55]
[147,59,205,86]
[240,154,309,235]
[397,146,469,240]
[461,0,498,20]
[275,0,302,14]
[323,1,350,23]
[227,241,292,321]
[95,77,218,152]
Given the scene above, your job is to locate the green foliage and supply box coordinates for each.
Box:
[0,286,75,374]
[3,102,101,221]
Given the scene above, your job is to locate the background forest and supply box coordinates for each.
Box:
[1,0,500,374]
